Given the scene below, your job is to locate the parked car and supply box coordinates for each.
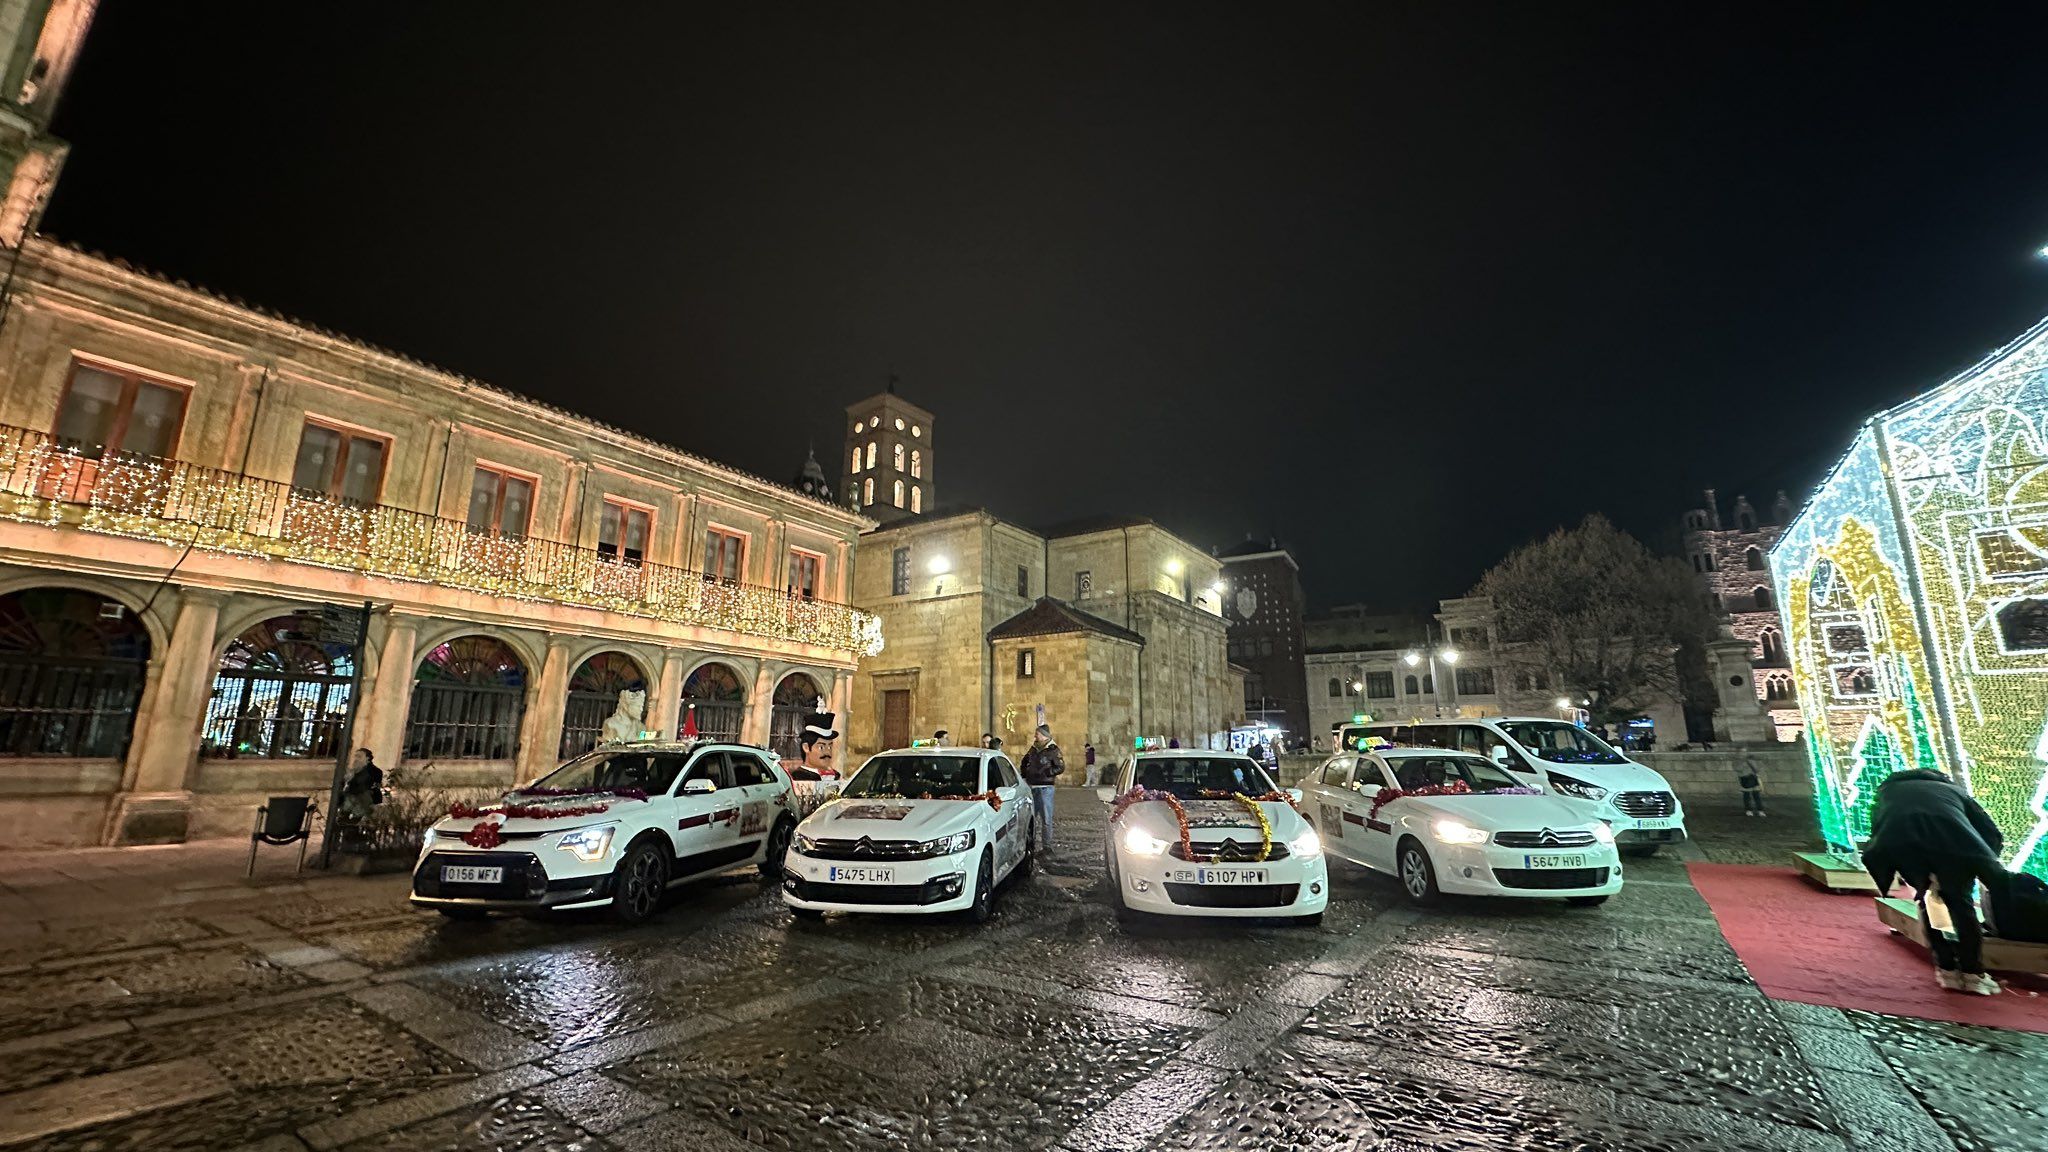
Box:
[1302,746,1621,906]
[1099,750,1328,926]
[411,740,798,924]
[782,746,1032,922]
[1357,718,1686,855]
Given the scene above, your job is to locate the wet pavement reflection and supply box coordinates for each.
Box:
[0,792,2041,1152]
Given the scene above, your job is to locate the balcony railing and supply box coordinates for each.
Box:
[0,424,883,657]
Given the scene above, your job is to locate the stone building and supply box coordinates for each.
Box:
[0,5,881,847]
[1216,537,1308,741]
[1682,487,1801,741]
[0,238,880,847]
[847,506,1240,770]
[843,387,933,524]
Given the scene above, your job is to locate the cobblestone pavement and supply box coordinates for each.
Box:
[0,792,2041,1152]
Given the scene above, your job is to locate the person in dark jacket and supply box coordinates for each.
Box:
[1019,724,1065,852]
[1862,768,2008,995]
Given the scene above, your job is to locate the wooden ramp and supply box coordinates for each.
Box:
[1793,850,1879,894]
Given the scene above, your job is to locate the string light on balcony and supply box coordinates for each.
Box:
[0,430,885,659]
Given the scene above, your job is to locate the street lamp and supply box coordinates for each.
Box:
[1555,696,1573,719]
[1402,647,1460,717]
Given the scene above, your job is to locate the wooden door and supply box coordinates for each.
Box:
[881,689,910,750]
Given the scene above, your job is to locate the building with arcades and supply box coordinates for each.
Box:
[0,5,881,848]
[1682,488,1802,741]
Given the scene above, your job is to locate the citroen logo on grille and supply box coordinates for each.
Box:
[854,836,874,856]
[1538,828,1561,847]
[1219,838,1242,860]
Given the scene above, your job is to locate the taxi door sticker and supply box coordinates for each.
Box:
[1320,802,1344,839]
[739,801,768,837]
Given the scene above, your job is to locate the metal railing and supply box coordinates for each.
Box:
[0,424,883,657]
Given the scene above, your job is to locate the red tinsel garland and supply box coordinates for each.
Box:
[1108,787,1195,859]
[512,786,649,801]
[1365,782,1539,820]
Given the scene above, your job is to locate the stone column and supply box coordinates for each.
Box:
[360,614,420,766]
[828,670,853,774]
[743,662,776,744]
[649,649,688,739]
[516,637,574,782]
[112,589,223,844]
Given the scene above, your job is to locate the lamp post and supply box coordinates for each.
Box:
[1403,647,1459,717]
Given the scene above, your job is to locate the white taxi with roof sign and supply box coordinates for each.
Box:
[1303,743,1622,906]
[1099,750,1328,925]
[782,745,1034,922]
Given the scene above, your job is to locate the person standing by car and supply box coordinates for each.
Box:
[336,747,384,849]
[1020,724,1065,852]
[1862,768,2009,996]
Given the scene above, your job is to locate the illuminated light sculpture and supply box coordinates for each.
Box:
[0,424,885,660]
[1771,315,2048,879]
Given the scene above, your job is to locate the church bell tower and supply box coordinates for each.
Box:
[843,383,934,524]
[0,0,96,247]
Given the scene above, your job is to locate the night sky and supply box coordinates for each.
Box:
[39,4,2048,610]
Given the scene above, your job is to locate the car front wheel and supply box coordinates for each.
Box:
[1398,839,1441,906]
[760,817,795,880]
[611,841,667,925]
[966,849,997,924]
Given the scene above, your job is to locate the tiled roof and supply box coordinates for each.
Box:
[987,597,1145,645]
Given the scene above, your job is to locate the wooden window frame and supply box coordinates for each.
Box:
[787,546,825,600]
[704,524,749,584]
[294,416,391,504]
[1017,648,1036,679]
[467,461,539,538]
[53,356,192,460]
[597,495,656,566]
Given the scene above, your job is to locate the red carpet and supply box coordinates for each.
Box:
[1686,862,2048,1032]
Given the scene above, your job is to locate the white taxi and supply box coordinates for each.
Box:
[1100,751,1328,926]
[411,740,799,924]
[782,746,1033,922]
[1302,745,1621,906]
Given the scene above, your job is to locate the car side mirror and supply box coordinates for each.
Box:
[1096,787,1117,804]
[682,778,717,795]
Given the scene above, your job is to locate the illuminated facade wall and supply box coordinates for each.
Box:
[1772,317,2048,878]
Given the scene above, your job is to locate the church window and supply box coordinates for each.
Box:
[891,547,910,596]
[1327,677,1341,698]
[911,424,922,437]
[1752,585,1774,611]
[1759,627,1785,663]
[1745,546,1764,570]
[893,443,905,472]
[1017,565,1030,597]
[910,485,921,513]
[910,450,922,478]
[892,479,905,508]
[1018,649,1036,678]
[1763,673,1792,701]
[895,417,905,431]
[863,477,874,506]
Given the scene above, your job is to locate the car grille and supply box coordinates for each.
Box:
[413,851,548,901]
[1171,839,1292,862]
[1163,882,1301,908]
[801,838,926,861]
[1613,791,1676,817]
[786,876,956,905]
[1492,867,1610,891]
[1493,830,1597,848]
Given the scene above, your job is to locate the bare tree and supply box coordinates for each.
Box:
[1475,515,1713,728]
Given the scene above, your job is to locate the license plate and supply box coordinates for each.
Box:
[442,865,503,884]
[1168,867,1268,885]
[826,866,894,883]
[1522,854,1589,869]
[1633,817,1676,830]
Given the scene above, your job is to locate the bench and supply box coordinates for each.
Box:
[1793,850,1879,894]
[1876,896,2048,975]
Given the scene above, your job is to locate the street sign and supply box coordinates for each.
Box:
[318,605,365,645]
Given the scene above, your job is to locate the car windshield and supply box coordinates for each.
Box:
[1132,756,1277,798]
[841,755,983,798]
[531,750,683,794]
[1385,754,1523,792]
[1498,721,1626,765]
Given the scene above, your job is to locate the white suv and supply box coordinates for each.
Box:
[1359,718,1687,855]
[412,740,799,923]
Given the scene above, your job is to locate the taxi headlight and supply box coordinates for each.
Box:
[1289,828,1323,858]
[1122,825,1170,856]
[919,829,976,857]
[1590,822,1616,845]
[1547,774,1609,802]
[555,824,616,864]
[1431,818,1490,846]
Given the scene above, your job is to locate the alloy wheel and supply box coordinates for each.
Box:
[1402,850,1428,899]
